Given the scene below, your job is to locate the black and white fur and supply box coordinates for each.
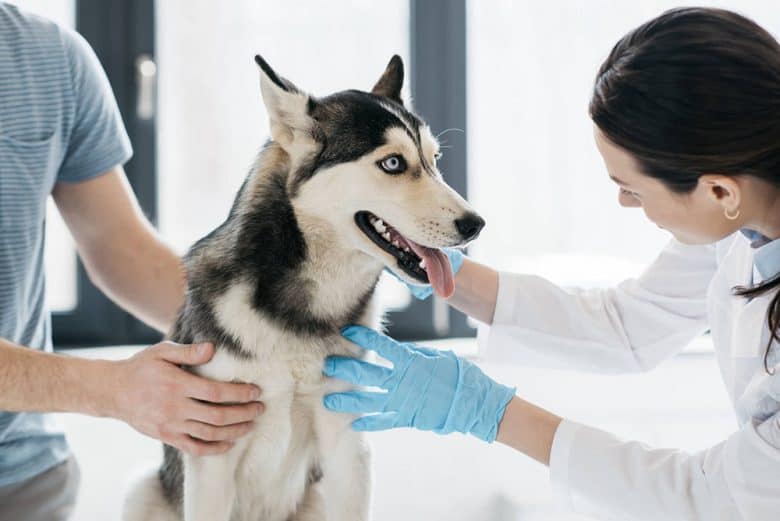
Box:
[122,55,484,521]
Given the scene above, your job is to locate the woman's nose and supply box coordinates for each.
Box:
[618,192,642,208]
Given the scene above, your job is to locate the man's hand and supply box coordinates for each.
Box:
[106,341,264,456]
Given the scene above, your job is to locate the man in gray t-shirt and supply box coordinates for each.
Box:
[0,4,264,519]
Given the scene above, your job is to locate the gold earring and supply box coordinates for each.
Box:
[724,207,740,220]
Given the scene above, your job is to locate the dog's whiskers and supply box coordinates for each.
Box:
[435,127,465,139]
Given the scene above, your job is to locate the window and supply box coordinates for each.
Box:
[156,0,415,320]
[156,0,410,255]
[21,0,777,346]
[467,0,780,289]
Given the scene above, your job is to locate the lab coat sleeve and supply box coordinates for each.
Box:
[477,238,717,372]
[549,414,780,520]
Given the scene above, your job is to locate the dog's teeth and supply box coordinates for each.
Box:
[419,259,426,269]
[382,232,391,241]
[404,247,410,253]
[392,240,400,248]
[376,219,384,227]
[376,223,386,233]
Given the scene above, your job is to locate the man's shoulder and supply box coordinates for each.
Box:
[0,3,99,102]
[0,2,66,49]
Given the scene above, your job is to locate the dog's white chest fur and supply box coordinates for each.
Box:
[186,281,375,521]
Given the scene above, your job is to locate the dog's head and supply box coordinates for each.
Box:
[254,54,484,299]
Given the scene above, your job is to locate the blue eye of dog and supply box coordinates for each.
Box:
[378,155,406,174]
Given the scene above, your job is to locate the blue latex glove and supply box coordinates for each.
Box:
[323,325,516,443]
[386,248,465,300]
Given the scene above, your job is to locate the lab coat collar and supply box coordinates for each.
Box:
[740,229,780,281]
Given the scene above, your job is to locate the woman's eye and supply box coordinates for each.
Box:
[378,155,407,174]
[620,187,640,198]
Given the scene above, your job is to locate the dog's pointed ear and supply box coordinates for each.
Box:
[255,55,314,145]
[371,55,404,104]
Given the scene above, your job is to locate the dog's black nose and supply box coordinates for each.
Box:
[455,213,485,241]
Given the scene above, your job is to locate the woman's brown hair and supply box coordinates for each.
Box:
[590,7,780,373]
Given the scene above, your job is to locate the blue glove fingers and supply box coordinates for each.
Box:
[447,248,465,274]
[408,283,434,300]
[384,248,466,301]
[352,412,399,432]
[410,249,464,300]
[323,391,387,414]
[409,344,447,358]
[323,356,393,387]
[341,326,404,364]
[383,267,433,300]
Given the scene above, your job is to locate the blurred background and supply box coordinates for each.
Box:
[11,0,778,519]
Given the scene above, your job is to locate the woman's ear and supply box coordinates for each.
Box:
[699,174,742,215]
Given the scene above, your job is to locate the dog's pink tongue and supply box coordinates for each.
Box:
[406,240,455,299]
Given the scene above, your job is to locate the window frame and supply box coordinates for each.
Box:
[53,0,471,347]
[53,0,160,347]
[388,0,472,340]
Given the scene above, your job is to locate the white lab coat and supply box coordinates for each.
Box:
[478,232,780,520]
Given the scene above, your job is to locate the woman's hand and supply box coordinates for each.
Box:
[322,325,515,442]
[388,248,465,300]
[104,341,264,456]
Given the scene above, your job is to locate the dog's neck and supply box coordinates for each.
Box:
[294,210,385,320]
[220,143,383,337]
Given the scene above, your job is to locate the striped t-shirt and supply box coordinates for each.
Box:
[0,2,132,485]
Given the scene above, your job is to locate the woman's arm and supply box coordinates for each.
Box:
[450,239,717,373]
[496,395,562,465]
[541,411,780,520]
[325,326,780,520]
[445,257,500,324]
[496,392,780,520]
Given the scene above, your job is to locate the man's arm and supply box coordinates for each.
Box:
[52,166,184,333]
[43,165,267,455]
[0,336,106,416]
[0,335,264,455]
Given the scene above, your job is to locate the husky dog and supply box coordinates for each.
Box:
[122,54,485,521]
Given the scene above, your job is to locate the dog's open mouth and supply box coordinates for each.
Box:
[355,211,455,298]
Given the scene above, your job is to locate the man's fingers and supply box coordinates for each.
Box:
[154,341,215,366]
[323,391,387,414]
[323,357,393,387]
[172,435,233,457]
[183,420,255,443]
[187,400,264,426]
[183,373,262,404]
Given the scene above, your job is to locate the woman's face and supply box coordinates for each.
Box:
[594,125,740,245]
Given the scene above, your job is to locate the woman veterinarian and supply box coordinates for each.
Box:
[323,7,780,520]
